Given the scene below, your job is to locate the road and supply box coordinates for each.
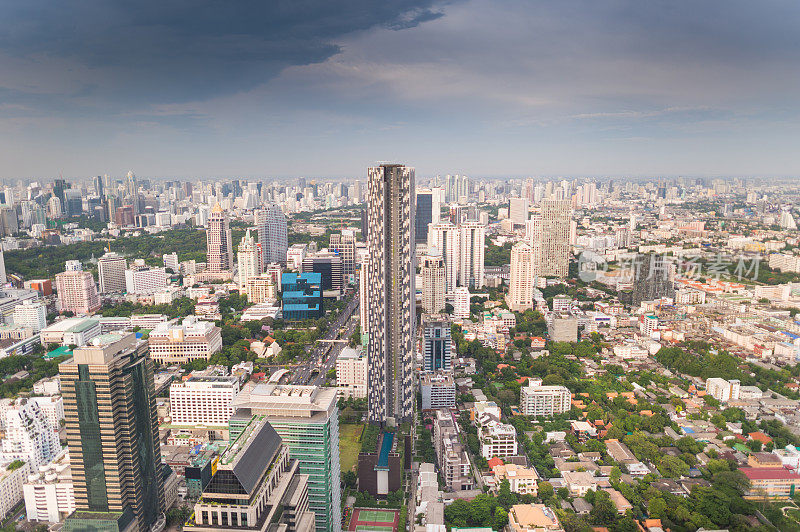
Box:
[290,289,360,386]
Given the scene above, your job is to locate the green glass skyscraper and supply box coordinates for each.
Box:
[231,383,341,532]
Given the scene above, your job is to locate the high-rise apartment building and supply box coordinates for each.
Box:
[427,221,460,294]
[366,163,415,424]
[421,253,446,314]
[423,315,451,371]
[231,384,341,532]
[458,221,485,289]
[630,253,675,306]
[520,380,571,417]
[329,230,357,277]
[12,299,47,332]
[124,261,167,295]
[206,203,233,272]
[55,268,100,315]
[508,197,529,226]
[237,229,262,290]
[0,398,61,469]
[257,204,288,267]
[169,376,240,427]
[538,199,571,278]
[335,346,368,399]
[507,242,535,311]
[98,252,127,294]
[60,333,164,532]
[415,189,434,243]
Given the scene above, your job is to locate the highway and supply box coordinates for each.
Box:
[290,289,360,386]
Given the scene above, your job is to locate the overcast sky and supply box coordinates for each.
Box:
[1,0,799,180]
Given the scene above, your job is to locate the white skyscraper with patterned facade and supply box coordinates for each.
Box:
[366,163,415,424]
[458,221,485,289]
[237,229,262,290]
[427,221,460,294]
[257,203,288,267]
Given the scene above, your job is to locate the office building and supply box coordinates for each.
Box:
[257,203,288,267]
[458,221,485,289]
[190,416,315,532]
[302,252,343,297]
[329,231,357,277]
[40,317,101,347]
[237,229,262,290]
[162,252,179,272]
[12,299,46,332]
[281,273,323,320]
[423,315,451,371]
[98,252,127,294]
[366,163,415,424]
[244,274,278,304]
[631,253,675,306]
[415,189,434,243]
[507,242,534,311]
[0,398,61,469]
[509,197,529,226]
[336,347,368,399]
[23,449,76,524]
[169,376,240,427]
[148,316,223,364]
[427,221,460,294]
[206,203,233,272]
[420,373,456,410]
[55,268,100,315]
[231,384,341,532]
[421,253,446,314]
[124,261,167,295]
[520,380,571,417]
[60,333,164,532]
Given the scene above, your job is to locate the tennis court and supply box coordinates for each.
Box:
[356,526,393,532]
[356,511,395,523]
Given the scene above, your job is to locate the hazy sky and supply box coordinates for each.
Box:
[1,0,799,179]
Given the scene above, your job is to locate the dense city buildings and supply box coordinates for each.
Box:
[630,253,675,306]
[59,333,164,532]
[366,163,415,424]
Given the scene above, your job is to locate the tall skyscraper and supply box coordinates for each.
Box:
[60,333,164,532]
[231,384,341,532]
[458,221,485,290]
[237,229,262,290]
[366,163,415,424]
[257,203,288,267]
[507,241,535,311]
[206,203,233,272]
[427,221,460,295]
[423,315,451,371]
[93,175,104,198]
[421,253,446,314]
[631,253,675,306]
[98,251,127,294]
[329,230,357,277]
[508,197,529,226]
[538,199,571,278]
[415,190,433,243]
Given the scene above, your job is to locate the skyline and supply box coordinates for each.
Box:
[1,0,800,178]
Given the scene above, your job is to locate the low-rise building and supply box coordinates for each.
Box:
[421,372,456,410]
[740,467,800,499]
[148,316,222,363]
[40,317,101,347]
[169,376,241,428]
[432,410,474,492]
[508,504,563,532]
[706,377,741,402]
[520,380,571,417]
[492,463,539,495]
[479,420,518,459]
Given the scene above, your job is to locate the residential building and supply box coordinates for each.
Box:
[12,299,46,332]
[55,268,100,315]
[148,316,223,364]
[493,464,539,495]
[244,274,278,304]
[432,410,474,491]
[206,203,233,272]
[97,252,127,294]
[508,504,562,532]
[329,230,357,277]
[479,421,518,459]
[631,253,674,306]
[427,221,460,294]
[509,197,529,226]
[281,272,323,320]
[458,221,485,289]
[453,287,471,319]
[423,315,451,371]
[237,229,262,290]
[520,380,571,417]
[336,347,367,399]
[231,384,341,532]
[23,449,75,523]
[563,471,598,497]
[548,314,578,342]
[538,199,571,278]
[0,461,31,521]
[507,242,534,311]
[60,333,165,532]
[366,163,415,424]
[257,203,288,267]
[0,398,61,469]
[30,396,65,435]
[163,252,179,272]
[421,253,446,314]
[124,260,167,295]
[706,377,741,402]
[421,372,456,410]
[189,416,315,532]
[740,467,800,499]
[169,376,241,427]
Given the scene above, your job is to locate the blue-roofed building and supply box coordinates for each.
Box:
[281,272,323,320]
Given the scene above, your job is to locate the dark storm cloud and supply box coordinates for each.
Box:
[0,0,449,103]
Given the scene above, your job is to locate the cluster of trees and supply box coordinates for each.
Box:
[100,297,196,319]
[0,351,66,398]
[444,492,512,530]
[484,240,513,267]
